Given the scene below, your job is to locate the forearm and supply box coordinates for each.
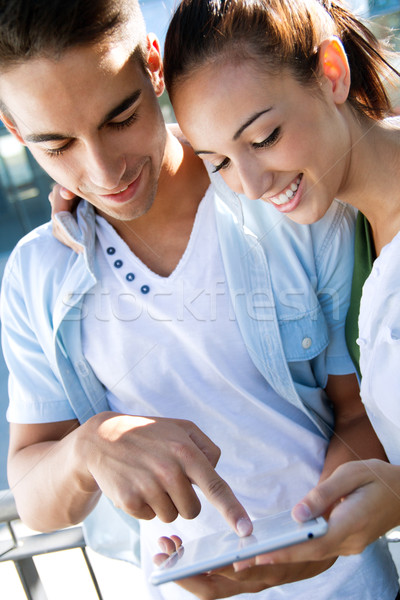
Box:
[321,413,387,482]
[320,373,387,483]
[8,420,101,532]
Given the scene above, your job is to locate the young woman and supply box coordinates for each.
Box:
[157,0,400,583]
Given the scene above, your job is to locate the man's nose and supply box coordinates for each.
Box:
[85,141,126,190]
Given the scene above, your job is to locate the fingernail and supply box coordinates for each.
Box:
[236,517,252,537]
[292,502,312,523]
[158,539,167,553]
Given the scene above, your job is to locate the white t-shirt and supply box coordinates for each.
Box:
[82,188,397,599]
[359,229,400,464]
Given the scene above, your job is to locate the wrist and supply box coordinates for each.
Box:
[71,413,114,495]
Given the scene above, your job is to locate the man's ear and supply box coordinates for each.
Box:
[146,33,165,97]
[0,111,26,145]
[318,37,351,104]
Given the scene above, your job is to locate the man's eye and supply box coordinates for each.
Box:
[43,142,72,157]
[109,112,138,130]
[253,127,281,149]
[212,157,230,173]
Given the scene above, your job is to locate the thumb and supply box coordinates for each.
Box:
[291,461,369,523]
[292,481,340,523]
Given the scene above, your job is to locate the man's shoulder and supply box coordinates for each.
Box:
[6,200,96,276]
[2,221,86,310]
[6,221,74,273]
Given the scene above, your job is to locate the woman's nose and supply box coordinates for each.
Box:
[237,161,273,200]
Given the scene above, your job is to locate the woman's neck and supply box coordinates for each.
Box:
[338,115,400,255]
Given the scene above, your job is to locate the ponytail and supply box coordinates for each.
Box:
[323,1,399,119]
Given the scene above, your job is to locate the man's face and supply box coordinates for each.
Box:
[0,36,167,224]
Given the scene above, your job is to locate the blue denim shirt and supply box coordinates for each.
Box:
[1,177,355,440]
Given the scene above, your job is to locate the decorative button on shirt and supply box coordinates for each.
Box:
[126,273,135,282]
[114,259,123,268]
[141,285,150,294]
[106,247,116,255]
[301,337,312,350]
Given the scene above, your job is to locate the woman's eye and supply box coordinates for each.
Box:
[212,157,230,173]
[109,112,138,130]
[253,127,281,149]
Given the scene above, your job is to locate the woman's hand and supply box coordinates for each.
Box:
[153,534,335,600]
[243,459,400,568]
[49,184,82,253]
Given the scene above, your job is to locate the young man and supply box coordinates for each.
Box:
[0,1,397,598]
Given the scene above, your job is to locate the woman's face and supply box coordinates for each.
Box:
[172,59,351,224]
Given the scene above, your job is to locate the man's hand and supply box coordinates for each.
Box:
[241,459,400,567]
[153,535,335,600]
[9,413,252,535]
[79,413,253,535]
[49,184,82,253]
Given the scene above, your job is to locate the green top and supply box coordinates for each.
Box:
[345,211,376,379]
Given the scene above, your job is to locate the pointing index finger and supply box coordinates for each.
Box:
[187,458,253,537]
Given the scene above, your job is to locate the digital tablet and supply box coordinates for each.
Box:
[150,509,328,586]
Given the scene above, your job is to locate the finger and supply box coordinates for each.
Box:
[233,557,257,572]
[252,495,362,565]
[49,185,77,214]
[174,571,266,598]
[184,421,222,468]
[185,456,253,537]
[144,489,180,523]
[153,553,168,567]
[130,466,200,522]
[170,535,183,548]
[253,538,325,566]
[59,186,77,200]
[292,461,370,523]
[179,421,252,534]
[158,535,181,556]
[153,536,183,567]
[232,558,335,585]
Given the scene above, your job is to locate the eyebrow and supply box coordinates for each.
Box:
[194,107,273,155]
[24,89,142,144]
[233,108,272,140]
[99,89,142,128]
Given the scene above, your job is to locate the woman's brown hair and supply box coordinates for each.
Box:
[164,0,399,120]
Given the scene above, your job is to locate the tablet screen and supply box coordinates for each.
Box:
[151,509,328,586]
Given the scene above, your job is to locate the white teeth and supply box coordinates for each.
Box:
[269,177,301,205]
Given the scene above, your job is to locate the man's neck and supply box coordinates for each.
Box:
[105,129,210,277]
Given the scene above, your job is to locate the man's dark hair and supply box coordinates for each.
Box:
[0,0,145,68]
